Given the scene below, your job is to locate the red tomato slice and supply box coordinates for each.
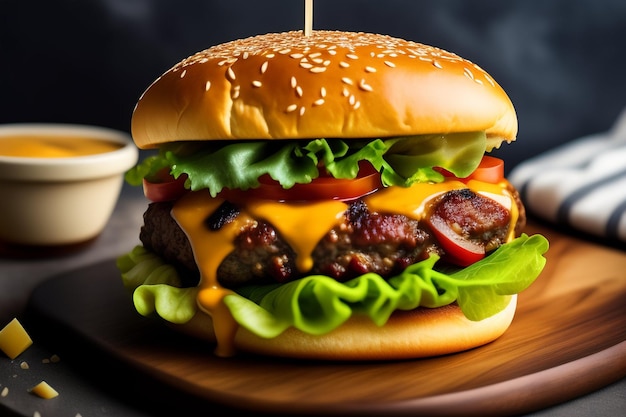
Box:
[428,215,485,267]
[220,162,382,202]
[436,156,505,184]
[143,170,189,202]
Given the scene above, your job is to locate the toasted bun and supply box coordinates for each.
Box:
[131,31,517,151]
[172,295,517,360]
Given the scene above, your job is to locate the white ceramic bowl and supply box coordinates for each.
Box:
[0,123,138,248]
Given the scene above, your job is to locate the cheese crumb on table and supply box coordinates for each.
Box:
[0,318,33,359]
[30,381,59,399]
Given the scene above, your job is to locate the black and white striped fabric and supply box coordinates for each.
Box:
[509,108,626,243]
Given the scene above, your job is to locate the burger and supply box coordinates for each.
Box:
[118,30,548,360]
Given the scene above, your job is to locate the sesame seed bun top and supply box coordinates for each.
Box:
[131,30,517,150]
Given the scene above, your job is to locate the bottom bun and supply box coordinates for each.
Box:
[172,295,517,360]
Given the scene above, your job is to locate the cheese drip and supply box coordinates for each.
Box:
[171,180,517,356]
[246,199,347,271]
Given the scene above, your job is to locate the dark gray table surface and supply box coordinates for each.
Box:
[1,184,624,417]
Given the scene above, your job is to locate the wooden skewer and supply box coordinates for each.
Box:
[304,0,313,37]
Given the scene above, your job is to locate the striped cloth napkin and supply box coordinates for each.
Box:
[509,108,626,243]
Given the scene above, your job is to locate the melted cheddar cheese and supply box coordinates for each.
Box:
[171,179,518,356]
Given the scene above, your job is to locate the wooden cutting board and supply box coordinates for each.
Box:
[25,221,626,416]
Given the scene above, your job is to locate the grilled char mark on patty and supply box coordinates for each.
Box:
[311,199,437,281]
[139,189,525,289]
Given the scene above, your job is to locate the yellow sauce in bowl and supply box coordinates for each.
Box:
[0,136,124,158]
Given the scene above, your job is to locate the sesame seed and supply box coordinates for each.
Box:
[309,52,322,59]
[290,76,297,88]
[342,87,350,97]
[463,67,474,79]
[243,51,249,59]
[353,100,361,110]
[260,61,269,74]
[432,60,443,69]
[475,78,484,85]
[278,48,291,54]
[265,53,275,59]
[346,53,359,60]
[341,77,354,85]
[349,95,356,105]
[323,60,331,66]
[231,86,240,99]
[359,79,374,92]
[290,53,305,59]
[227,67,236,80]
[311,58,324,64]
[180,69,187,78]
[286,104,298,112]
[252,80,262,87]
[314,98,325,106]
[296,86,303,97]
[484,74,496,87]
[339,61,350,68]
[310,67,326,73]
[384,61,396,68]
[328,50,337,55]
[218,58,237,66]
[205,81,211,91]
[320,87,327,97]
[299,106,306,116]
[300,62,313,69]
[365,66,377,73]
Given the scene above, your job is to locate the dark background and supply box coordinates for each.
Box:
[2,0,625,171]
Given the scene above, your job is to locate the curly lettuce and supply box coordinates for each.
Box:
[125,132,487,196]
[117,234,548,339]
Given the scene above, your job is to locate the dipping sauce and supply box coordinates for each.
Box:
[0,136,124,158]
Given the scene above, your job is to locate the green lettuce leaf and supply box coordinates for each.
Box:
[116,234,548,339]
[450,233,549,320]
[125,132,487,196]
[124,153,171,186]
[116,246,196,324]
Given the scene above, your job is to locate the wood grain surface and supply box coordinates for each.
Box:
[25,221,626,416]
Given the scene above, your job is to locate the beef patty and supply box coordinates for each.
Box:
[139,187,525,289]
